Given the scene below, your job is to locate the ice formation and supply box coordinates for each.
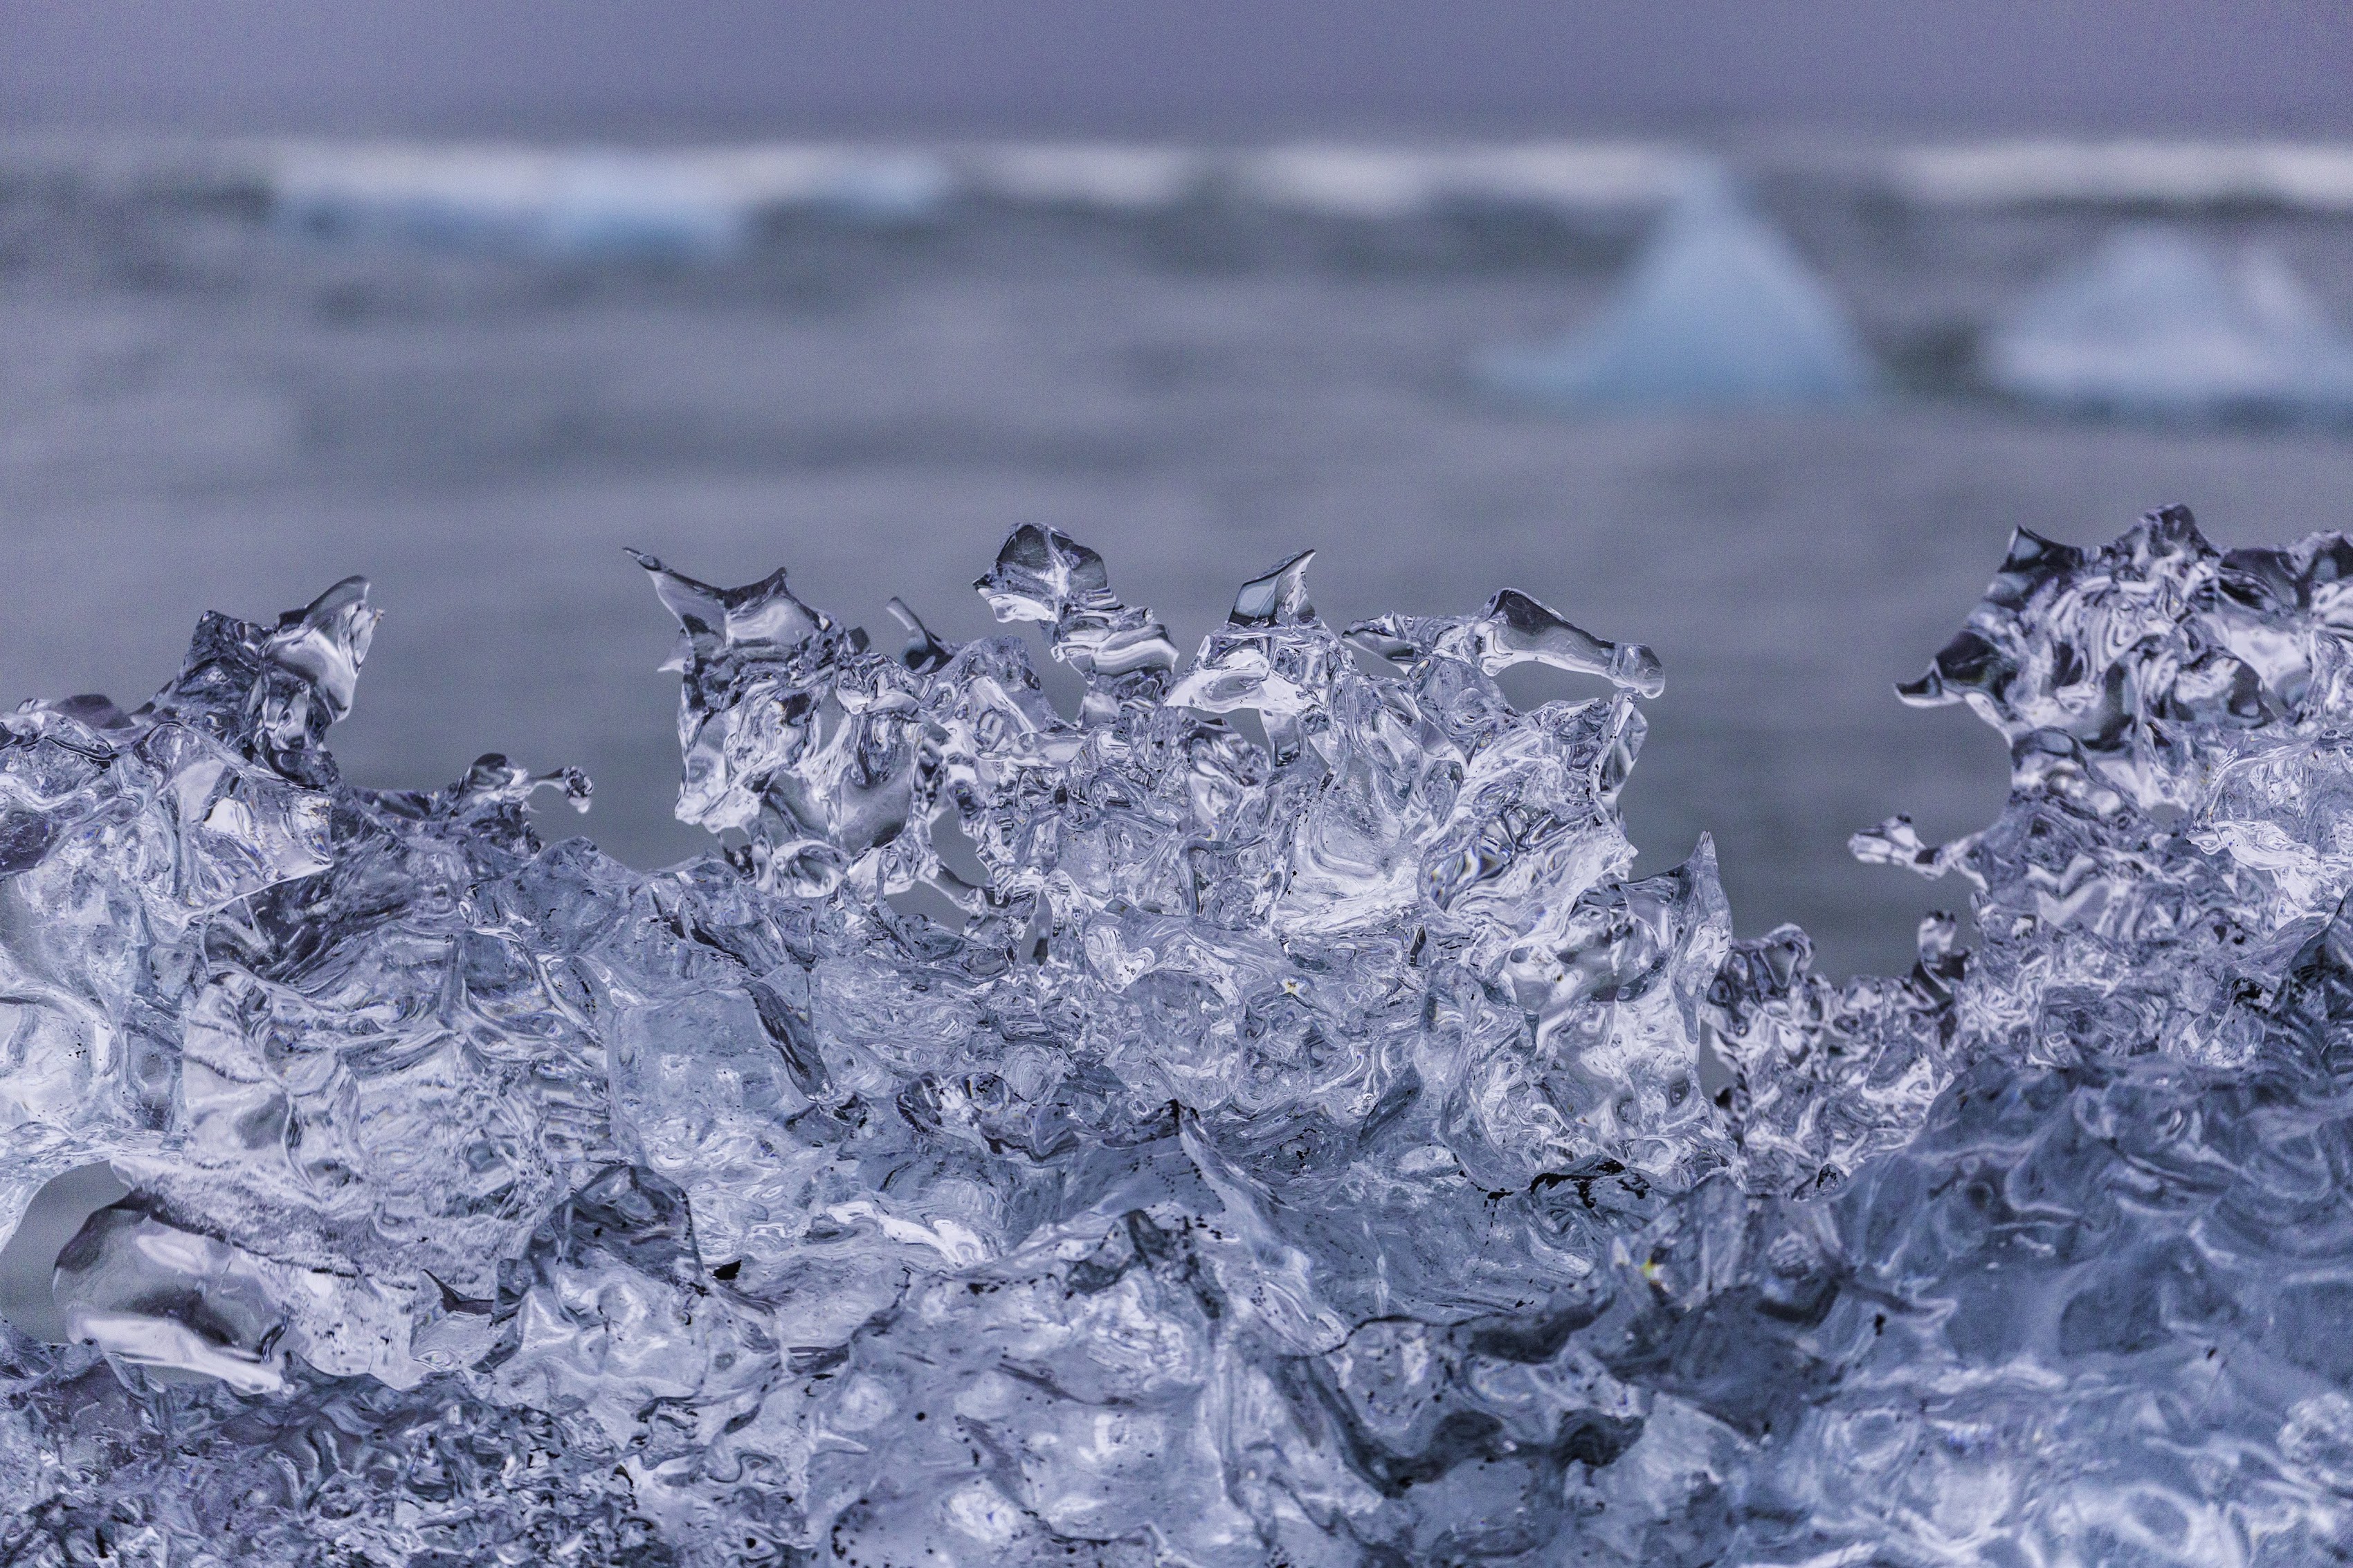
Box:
[14,507,2353,1561]
[258,139,1684,259]
[1983,226,2353,420]
[1476,174,1877,408]
[270,146,953,259]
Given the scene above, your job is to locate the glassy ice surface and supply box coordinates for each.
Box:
[1986,227,2353,421]
[12,507,2353,1562]
[1475,174,1877,408]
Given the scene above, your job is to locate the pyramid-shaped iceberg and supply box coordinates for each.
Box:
[1983,226,2353,419]
[1478,172,1877,407]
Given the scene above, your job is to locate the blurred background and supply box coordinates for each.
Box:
[6,1,2353,976]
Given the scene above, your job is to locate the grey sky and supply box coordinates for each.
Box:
[5,0,2351,140]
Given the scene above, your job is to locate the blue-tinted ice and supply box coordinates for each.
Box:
[1476,174,1877,408]
[1985,227,2353,421]
[10,508,2353,1562]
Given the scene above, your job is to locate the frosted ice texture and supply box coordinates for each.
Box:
[1476,174,1878,408]
[8,507,2353,1562]
[1984,226,2353,420]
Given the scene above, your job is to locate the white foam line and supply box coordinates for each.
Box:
[1235,141,1703,219]
[265,142,956,217]
[957,143,1209,212]
[1892,140,2353,211]
[0,135,1718,226]
[252,140,960,255]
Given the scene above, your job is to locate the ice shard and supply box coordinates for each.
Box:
[1983,225,2353,419]
[15,508,2353,1560]
[1476,172,1878,408]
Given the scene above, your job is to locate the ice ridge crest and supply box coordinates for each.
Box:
[10,508,2353,1562]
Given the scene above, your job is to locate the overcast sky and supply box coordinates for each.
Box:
[5,0,2351,140]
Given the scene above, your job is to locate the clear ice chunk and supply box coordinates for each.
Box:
[15,507,2353,1562]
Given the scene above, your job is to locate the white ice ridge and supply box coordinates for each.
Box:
[17,509,2353,1562]
[1984,226,2353,420]
[1893,138,2353,212]
[268,143,959,257]
[1474,172,1878,408]
[0,134,1708,257]
[15,133,2353,234]
[266,138,1702,227]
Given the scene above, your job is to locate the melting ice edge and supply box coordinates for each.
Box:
[10,509,2353,1565]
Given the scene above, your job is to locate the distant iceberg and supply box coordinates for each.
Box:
[1983,227,2353,419]
[269,144,954,259]
[1476,174,1877,408]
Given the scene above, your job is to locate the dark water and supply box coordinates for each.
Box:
[7,150,2353,974]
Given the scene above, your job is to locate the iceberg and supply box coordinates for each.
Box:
[1477,173,1878,407]
[1983,226,2353,419]
[17,509,2353,1560]
[269,143,954,259]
